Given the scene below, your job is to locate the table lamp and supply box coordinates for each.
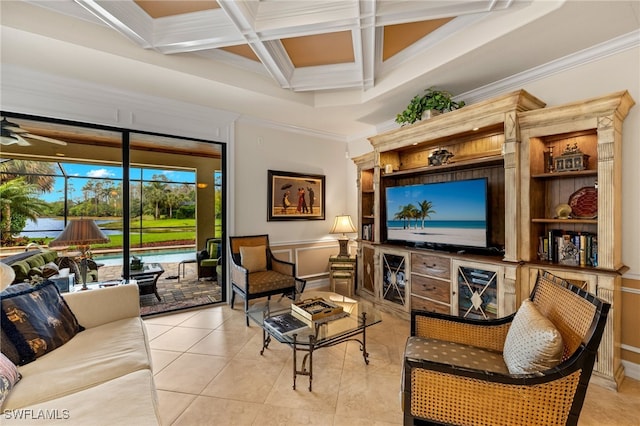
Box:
[49,219,109,290]
[330,214,356,257]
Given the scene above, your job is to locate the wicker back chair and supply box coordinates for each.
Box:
[403,270,610,426]
[229,234,304,325]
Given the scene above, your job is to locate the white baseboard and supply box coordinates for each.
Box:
[622,360,640,381]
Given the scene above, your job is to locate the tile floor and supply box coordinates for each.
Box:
[144,301,640,426]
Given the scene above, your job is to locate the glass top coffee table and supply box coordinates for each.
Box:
[247,291,382,391]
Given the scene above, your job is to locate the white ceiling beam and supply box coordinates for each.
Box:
[375,0,518,26]
[358,0,377,90]
[152,10,246,53]
[74,0,153,48]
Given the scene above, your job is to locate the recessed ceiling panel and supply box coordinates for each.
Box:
[134,0,219,19]
[282,31,355,68]
[383,18,454,61]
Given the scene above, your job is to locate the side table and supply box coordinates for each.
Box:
[328,255,356,297]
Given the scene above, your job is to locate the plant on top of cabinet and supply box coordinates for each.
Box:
[395,87,465,126]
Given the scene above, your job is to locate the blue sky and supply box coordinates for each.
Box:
[42,163,195,202]
[385,179,487,221]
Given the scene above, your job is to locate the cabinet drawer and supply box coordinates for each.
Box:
[411,275,450,304]
[411,254,450,278]
[411,296,450,315]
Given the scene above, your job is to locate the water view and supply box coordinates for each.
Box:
[20,218,120,238]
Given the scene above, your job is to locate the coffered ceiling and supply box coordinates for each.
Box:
[23,0,519,93]
[2,1,639,137]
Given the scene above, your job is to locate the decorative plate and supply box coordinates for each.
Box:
[568,186,597,219]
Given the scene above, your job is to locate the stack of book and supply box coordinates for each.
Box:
[538,230,597,267]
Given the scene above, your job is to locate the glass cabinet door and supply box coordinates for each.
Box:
[380,250,409,310]
[453,260,502,319]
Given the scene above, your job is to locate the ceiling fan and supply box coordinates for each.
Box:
[1,117,67,146]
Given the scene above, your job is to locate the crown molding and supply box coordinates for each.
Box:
[459,29,640,105]
[236,115,347,143]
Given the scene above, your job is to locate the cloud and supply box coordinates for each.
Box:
[86,169,114,178]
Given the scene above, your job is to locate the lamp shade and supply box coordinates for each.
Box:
[329,215,356,236]
[49,219,109,247]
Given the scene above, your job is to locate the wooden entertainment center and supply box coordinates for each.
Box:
[353,89,634,389]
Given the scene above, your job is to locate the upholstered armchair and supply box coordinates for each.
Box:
[197,238,221,280]
[402,270,610,426]
[229,234,305,325]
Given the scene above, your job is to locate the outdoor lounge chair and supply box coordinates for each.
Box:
[197,238,221,280]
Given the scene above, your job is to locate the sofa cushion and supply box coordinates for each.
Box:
[245,270,295,294]
[404,336,509,374]
[0,352,21,409]
[2,369,158,425]
[4,316,152,410]
[42,262,60,278]
[9,262,30,283]
[41,250,58,264]
[503,298,564,375]
[240,245,267,273]
[0,281,83,366]
[0,328,21,365]
[25,254,45,269]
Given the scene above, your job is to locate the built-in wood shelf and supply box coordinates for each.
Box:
[532,218,598,224]
[382,155,503,178]
[531,169,598,179]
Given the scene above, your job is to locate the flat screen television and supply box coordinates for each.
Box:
[384,178,489,250]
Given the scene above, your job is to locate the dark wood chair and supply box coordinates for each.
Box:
[402,270,610,426]
[229,234,304,325]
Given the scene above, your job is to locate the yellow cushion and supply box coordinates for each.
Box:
[240,245,267,273]
[503,298,564,374]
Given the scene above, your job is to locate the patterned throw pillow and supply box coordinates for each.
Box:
[240,245,268,273]
[503,298,564,375]
[0,352,21,409]
[0,281,84,366]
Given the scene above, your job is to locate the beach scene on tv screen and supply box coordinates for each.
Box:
[386,179,487,248]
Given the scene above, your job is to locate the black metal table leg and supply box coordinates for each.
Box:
[361,312,370,364]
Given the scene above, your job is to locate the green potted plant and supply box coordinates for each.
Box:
[395,87,465,126]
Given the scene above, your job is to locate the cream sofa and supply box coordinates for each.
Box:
[2,284,160,425]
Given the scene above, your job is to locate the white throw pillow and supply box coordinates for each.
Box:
[240,245,267,273]
[503,299,564,374]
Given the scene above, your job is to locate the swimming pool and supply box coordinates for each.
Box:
[94,248,196,266]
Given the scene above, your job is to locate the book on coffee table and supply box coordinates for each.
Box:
[264,312,310,336]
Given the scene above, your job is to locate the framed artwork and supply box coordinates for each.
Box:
[268,170,325,221]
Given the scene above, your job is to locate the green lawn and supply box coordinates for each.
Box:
[33,217,221,250]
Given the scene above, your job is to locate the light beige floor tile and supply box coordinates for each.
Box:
[173,395,262,426]
[178,307,233,329]
[144,310,200,326]
[201,356,286,403]
[264,364,343,413]
[144,322,173,340]
[188,328,254,357]
[154,352,228,394]
[156,389,197,425]
[149,348,182,374]
[336,367,403,424]
[579,377,640,425]
[148,325,212,352]
[235,333,292,362]
[258,405,335,425]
